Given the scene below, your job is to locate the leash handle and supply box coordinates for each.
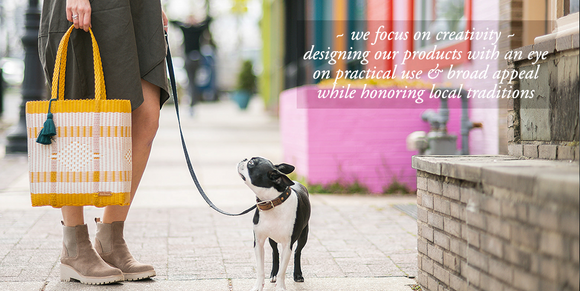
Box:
[165,35,256,216]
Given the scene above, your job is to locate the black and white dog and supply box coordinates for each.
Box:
[237,157,310,291]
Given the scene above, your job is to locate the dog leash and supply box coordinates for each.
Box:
[165,36,256,216]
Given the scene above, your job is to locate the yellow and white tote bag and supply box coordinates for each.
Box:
[26,25,131,208]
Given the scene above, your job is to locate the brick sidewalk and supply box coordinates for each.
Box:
[0,99,418,290]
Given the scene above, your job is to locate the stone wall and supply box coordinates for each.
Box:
[506,34,579,160]
[413,156,579,291]
[497,0,524,155]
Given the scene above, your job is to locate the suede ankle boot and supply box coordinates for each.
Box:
[60,223,124,284]
[94,219,156,281]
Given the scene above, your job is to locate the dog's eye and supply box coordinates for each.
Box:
[248,159,256,167]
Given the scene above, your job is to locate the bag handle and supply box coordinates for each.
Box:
[51,25,106,102]
[35,25,107,145]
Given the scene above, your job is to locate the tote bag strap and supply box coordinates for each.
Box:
[35,25,108,145]
[50,25,106,104]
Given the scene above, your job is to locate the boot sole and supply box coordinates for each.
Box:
[60,264,124,285]
[123,270,156,281]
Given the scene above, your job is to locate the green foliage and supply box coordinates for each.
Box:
[306,180,370,195]
[237,60,257,93]
[292,172,414,196]
[382,177,412,195]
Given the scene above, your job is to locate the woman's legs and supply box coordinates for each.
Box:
[103,79,160,223]
[60,80,161,283]
[61,206,85,226]
[94,79,161,280]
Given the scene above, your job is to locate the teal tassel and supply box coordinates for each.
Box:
[36,99,58,145]
[36,112,57,144]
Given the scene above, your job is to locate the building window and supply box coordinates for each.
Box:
[563,0,579,16]
[407,0,471,71]
[414,0,467,50]
[347,0,367,71]
[311,0,334,81]
[535,0,579,43]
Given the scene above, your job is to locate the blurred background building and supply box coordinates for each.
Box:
[262,0,578,193]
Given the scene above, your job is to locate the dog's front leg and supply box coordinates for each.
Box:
[251,234,266,291]
[275,242,292,291]
[269,238,279,283]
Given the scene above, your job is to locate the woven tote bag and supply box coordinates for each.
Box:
[26,25,132,208]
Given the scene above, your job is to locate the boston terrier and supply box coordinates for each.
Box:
[237,157,311,291]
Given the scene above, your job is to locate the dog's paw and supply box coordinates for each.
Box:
[275,281,287,291]
[270,275,277,283]
[249,281,264,291]
[294,276,304,282]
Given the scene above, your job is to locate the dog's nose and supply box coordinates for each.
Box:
[242,158,248,162]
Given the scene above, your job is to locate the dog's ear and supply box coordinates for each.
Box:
[275,163,295,175]
[268,170,295,187]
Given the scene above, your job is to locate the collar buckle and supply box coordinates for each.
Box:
[257,200,274,208]
[256,187,291,211]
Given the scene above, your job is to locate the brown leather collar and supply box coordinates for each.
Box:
[256,187,291,211]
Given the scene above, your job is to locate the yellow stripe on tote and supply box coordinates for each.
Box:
[31,192,131,208]
[26,99,131,114]
[99,126,130,137]
[27,126,131,138]
[28,127,40,139]
[30,171,131,183]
